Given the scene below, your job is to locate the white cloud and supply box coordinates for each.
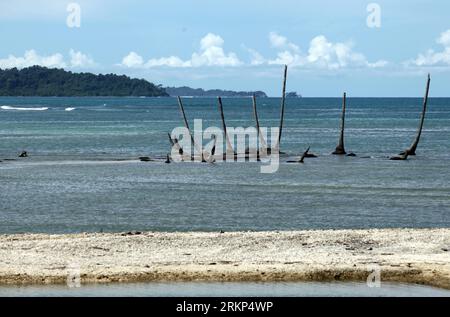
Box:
[120,51,144,68]
[200,33,224,50]
[269,32,300,52]
[120,33,242,68]
[244,47,266,66]
[0,50,66,69]
[437,30,450,47]
[0,49,96,69]
[408,29,450,67]
[69,49,95,68]
[146,56,189,68]
[268,50,304,66]
[266,33,387,69]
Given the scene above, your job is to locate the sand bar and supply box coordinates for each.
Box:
[0,229,449,289]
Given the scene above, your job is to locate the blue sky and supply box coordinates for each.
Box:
[1,0,449,96]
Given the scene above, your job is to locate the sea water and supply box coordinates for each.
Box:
[0,97,449,233]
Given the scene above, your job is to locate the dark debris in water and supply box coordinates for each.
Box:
[121,231,142,236]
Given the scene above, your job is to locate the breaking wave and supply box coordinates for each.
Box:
[1,105,49,111]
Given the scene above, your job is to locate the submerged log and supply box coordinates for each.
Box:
[400,74,431,156]
[299,146,311,163]
[287,146,312,163]
[19,151,28,158]
[332,92,347,155]
[390,151,410,161]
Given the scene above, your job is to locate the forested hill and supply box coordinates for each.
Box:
[0,66,168,97]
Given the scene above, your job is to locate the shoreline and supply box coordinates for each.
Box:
[0,229,449,289]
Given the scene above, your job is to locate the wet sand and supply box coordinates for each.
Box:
[0,229,449,289]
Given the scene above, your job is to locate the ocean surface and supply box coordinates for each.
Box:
[1,97,449,233]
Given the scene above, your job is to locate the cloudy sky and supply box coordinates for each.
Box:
[1,0,449,96]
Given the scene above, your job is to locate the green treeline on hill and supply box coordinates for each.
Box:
[0,66,168,97]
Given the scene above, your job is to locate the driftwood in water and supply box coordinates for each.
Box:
[390,151,410,161]
[217,97,236,155]
[332,92,347,155]
[165,154,171,163]
[19,151,28,158]
[287,146,312,163]
[299,146,311,163]
[400,74,431,156]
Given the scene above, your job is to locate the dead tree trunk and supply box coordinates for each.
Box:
[299,146,311,163]
[217,97,235,155]
[287,146,311,163]
[274,65,288,151]
[401,74,431,156]
[252,94,268,149]
[206,135,217,163]
[177,96,203,161]
[332,92,347,155]
[167,133,183,155]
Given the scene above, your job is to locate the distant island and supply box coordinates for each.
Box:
[0,66,271,98]
[0,66,168,97]
[164,86,267,98]
[286,91,302,98]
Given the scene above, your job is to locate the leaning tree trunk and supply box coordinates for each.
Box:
[402,74,431,156]
[299,146,311,163]
[177,96,203,160]
[252,94,267,149]
[332,92,347,155]
[168,133,184,156]
[217,97,235,155]
[274,65,288,151]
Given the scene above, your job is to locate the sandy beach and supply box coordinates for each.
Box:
[0,229,449,289]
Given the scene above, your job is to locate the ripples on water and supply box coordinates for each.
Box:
[0,97,449,233]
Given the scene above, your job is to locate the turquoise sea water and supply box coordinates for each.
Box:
[0,97,449,233]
